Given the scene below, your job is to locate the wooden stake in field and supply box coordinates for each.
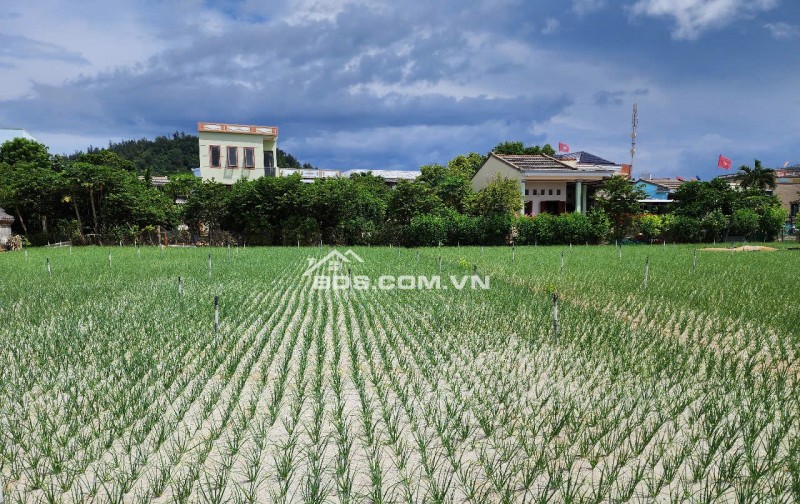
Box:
[512,243,516,262]
[178,275,182,296]
[438,256,442,274]
[227,243,231,264]
[208,253,212,277]
[108,251,112,268]
[214,296,219,336]
[473,264,477,276]
[644,256,650,289]
[693,249,697,272]
[46,258,51,277]
[348,266,353,293]
[552,292,559,344]
[560,251,564,273]
[618,244,622,260]
[416,250,420,262]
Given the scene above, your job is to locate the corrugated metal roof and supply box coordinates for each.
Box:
[0,128,36,145]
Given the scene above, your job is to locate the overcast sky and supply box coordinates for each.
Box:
[1,0,799,178]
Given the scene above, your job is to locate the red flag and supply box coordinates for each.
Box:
[717,155,732,170]
[558,142,570,153]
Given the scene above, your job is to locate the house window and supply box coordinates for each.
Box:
[244,147,255,169]
[549,189,553,196]
[792,203,799,217]
[209,145,221,168]
[557,189,561,196]
[227,146,238,168]
[525,189,529,195]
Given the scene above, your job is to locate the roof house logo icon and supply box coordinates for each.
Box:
[303,249,364,277]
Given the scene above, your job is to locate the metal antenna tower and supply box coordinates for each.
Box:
[630,103,638,178]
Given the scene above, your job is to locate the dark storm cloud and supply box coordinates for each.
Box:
[0,2,572,142]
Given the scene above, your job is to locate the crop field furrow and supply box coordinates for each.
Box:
[1,245,799,503]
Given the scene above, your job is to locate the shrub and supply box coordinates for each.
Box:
[635,214,663,243]
[758,206,787,240]
[731,208,759,238]
[553,212,592,245]
[408,214,447,247]
[478,214,513,245]
[445,213,481,246]
[668,216,703,243]
[515,213,557,245]
[587,208,611,244]
[701,209,728,243]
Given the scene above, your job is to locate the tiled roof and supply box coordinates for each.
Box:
[0,207,14,224]
[644,178,687,190]
[495,153,576,171]
[556,151,617,166]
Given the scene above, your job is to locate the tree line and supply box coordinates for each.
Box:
[0,135,788,247]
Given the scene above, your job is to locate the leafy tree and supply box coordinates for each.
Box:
[387,181,444,225]
[492,141,556,157]
[104,178,176,229]
[672,179,736,218]
[736,160,776,192]
[163,173,199,202]
[418,163,472,212]
[78,149,136,172]
[596,176,645,239]
[635,213,663,242]
[447,153,486,179]
[0,138,51,166]
[731,208,760,238]
[184,181,230,244]
[0,161,63,236]
[467,174,522,217]
[63,163,128,235]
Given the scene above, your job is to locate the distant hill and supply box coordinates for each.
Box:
[70,132,312,175]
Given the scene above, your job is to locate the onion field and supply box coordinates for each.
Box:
[1,244,799,503]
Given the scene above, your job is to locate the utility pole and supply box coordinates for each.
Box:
[630,102,638,179]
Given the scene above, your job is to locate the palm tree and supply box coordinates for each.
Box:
[736,159,776,192]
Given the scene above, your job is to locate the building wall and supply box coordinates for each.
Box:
[524,181,567,215]
[774,183,800,216]
[471,156,521,191]
[198,131,277,185]
[636,181,670,200]
[0,225,10,245]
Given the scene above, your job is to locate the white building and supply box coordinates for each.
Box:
[197,122,279,185]
[281,168,342,183]
[0,128,37,145]
[0,207,14,245]
[472,152,627,215]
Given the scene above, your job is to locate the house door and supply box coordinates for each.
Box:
[524,201,533,215]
